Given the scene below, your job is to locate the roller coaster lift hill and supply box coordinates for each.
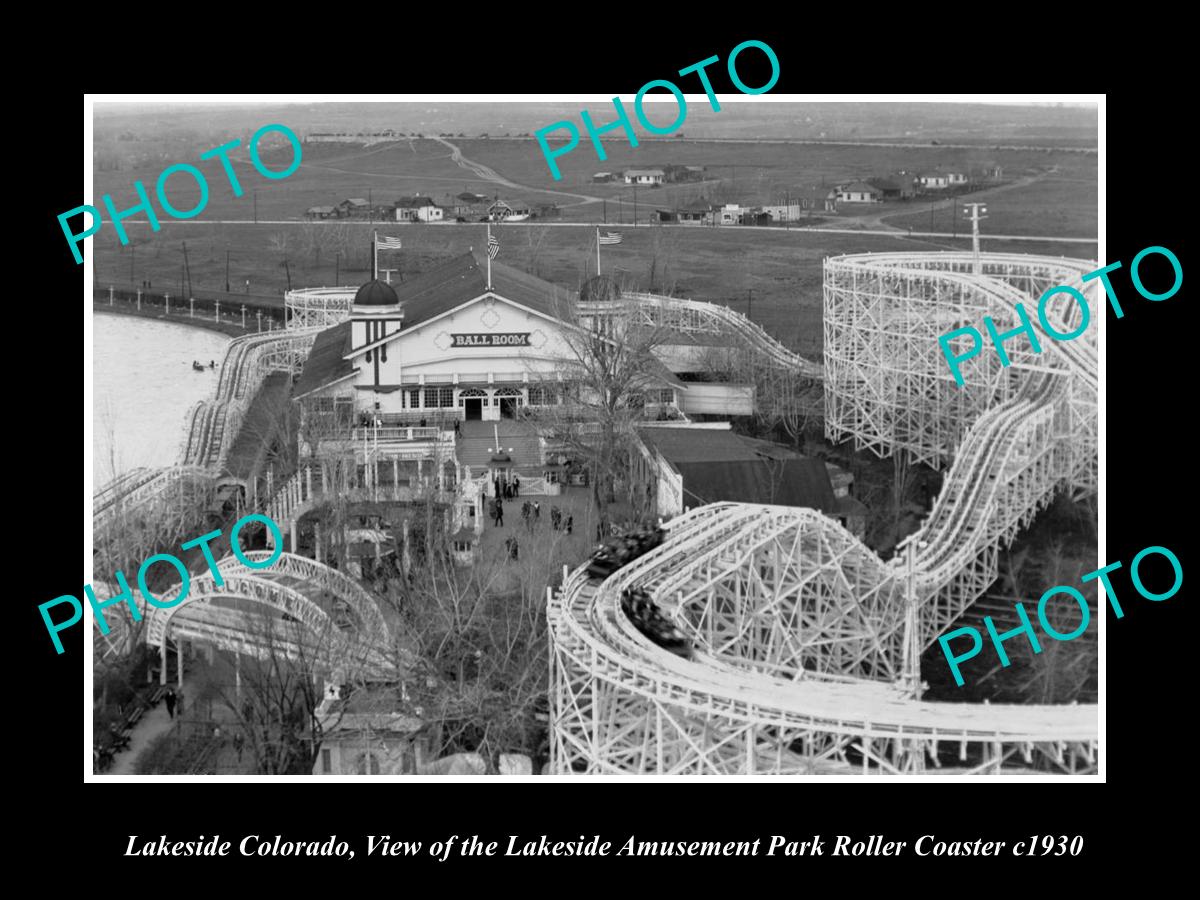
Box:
[938,245,1182,387]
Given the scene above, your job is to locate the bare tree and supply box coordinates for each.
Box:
[396,521,568,769]
[526,282,675,534]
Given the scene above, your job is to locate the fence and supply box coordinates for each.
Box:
[94,287,287,330]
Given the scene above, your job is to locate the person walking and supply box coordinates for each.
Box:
[565,514,574,535]
[233,731,245,763]
[533,501,541,522]
[551,506,562,531]
[164,688,177,720]
[513,475,520,497]
[494,477,501,500]
[495,498,504,527]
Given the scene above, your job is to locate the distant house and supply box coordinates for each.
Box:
[761,201,802,223]
[592,172,615,183]
[717,203,745,225]
[917,173,950,190]
[337,198,370,217]
[306,206,336,219]
[487,199,531,221]
[869,175,916,200]
[947,172,967,185]
[676,201,716,225]
[836,182,881,203]
[623,169,665,185]
[449,192,490,218]
[395,196,443,222]
[653,209,678,223]
[793,187,838,213]
[661,164,705,184]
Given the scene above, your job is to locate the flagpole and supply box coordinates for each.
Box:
[373,230,378,280]
[596,226,601,276]
[486,222,492,289]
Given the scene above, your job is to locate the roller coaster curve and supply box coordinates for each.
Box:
[548,251,1100,775]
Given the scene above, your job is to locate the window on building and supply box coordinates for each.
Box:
[528,386,557,406]
[430,386,454,407]
[658,388,674,404]
[321,749,332,774]
[355,752,382,775]
[407,388,421,409]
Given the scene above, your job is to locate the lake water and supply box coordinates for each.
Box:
[93,314,231,485]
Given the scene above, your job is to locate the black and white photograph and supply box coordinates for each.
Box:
[75,93,1112,782]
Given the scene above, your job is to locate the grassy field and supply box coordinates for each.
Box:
[90,136,1097,234]
[882,175,1098,239]
[92,221,1022,359]
[456,137,1097,213]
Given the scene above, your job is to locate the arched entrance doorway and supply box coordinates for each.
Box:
[495,387,524,419]
[459,388,487,421]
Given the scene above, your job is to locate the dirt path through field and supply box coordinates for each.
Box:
[427,135,602,207]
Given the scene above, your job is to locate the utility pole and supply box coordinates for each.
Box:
[335,251,340,286]
[130,243,136,289]
[963,202,988,274]
[225,249,231,293]
[284,258,292,291]
[633,184,638,227]
[182,241,192,298]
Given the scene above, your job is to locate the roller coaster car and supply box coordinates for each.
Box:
[620,588,693,659]
[585,527,666,580]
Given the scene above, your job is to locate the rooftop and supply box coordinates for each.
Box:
[383,251,574,331]
[294,321,354,399]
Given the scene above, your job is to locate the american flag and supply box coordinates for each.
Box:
[375,235,403,249]
[598,231,623,245]
[488,233,500,259]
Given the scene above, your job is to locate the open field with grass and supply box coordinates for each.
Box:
[455,137,1097,215]
[91,134,1097,235]
[92,221,1077,360]
[883,175,1098,239]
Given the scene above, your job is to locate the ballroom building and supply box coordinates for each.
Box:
[293,252,689,426]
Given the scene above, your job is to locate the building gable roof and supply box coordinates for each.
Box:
[294,321,355,398]
[395,196,439,208]
[638,427,760,464]
[839,181,880,193]
[355,252,574,339]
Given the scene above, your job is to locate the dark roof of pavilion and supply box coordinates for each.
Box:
[389,251,573,332]
[293,321,354,398]
[677,457,837,513]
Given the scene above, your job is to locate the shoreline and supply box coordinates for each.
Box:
[93,302,259,338]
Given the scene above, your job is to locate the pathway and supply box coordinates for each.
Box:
[426,134,602,207]
[108,704,174,775]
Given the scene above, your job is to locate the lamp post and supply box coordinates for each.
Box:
[963,202,988,274]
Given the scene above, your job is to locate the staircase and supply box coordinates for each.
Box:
[457,421,544,473]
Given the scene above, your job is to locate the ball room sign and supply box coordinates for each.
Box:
[451,333,531,347]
